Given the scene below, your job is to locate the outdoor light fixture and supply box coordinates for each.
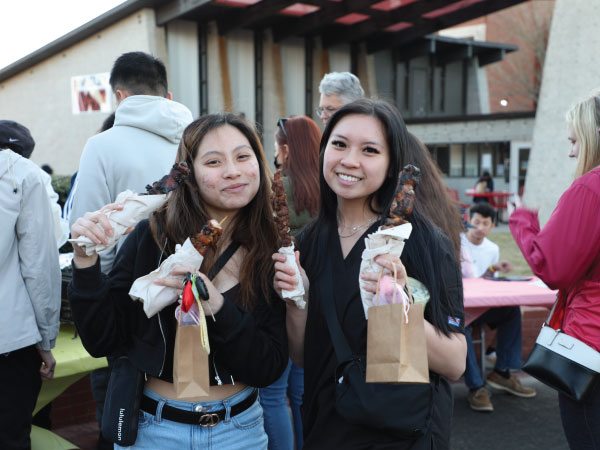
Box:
[500,99,508,107]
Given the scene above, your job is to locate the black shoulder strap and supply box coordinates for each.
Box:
[317,225,353,363]
[208,241,241,281]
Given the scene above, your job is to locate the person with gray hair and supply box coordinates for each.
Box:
[317,72,364,125]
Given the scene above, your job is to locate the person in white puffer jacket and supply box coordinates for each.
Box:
[0,131,61,449]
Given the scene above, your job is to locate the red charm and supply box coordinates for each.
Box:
[181,280,195,313]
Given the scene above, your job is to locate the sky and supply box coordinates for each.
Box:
[0,0,127,70]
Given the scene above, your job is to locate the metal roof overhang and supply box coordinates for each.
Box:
[395,34,517,67]
[0,0,526,83]
[156,0,527,53]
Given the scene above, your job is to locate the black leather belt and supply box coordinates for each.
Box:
[140,389,258,427]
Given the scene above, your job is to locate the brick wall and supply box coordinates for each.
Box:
[520,306,549,357]
[50,375,97,429]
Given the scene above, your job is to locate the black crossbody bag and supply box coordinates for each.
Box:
[102,241,240,446]
[317,227,434,439]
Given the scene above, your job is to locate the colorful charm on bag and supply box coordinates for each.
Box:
[181,273,196,313]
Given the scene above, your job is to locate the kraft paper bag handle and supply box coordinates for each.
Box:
[392,262,411,324]
[375,268,384,306]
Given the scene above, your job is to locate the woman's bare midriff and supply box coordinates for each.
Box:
[145,376,247,401]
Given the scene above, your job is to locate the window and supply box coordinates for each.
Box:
[450,144,463,177]
[426,141,511,178]
[427,145,450,175]
[464,143,478,177]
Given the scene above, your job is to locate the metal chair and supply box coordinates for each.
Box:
[470,323,487,376]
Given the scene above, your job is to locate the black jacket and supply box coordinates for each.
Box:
[68,220,288,387]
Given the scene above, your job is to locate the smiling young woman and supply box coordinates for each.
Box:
[273,99,467,450]
[69,113,287,449]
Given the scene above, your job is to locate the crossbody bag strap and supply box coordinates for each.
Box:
[317,225,353,363]
[208,241,241,281]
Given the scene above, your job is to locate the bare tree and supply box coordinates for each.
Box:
[488,0,554,110]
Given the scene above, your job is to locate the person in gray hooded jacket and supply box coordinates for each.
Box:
[68,52,193,450]
[0,122,61,450]
[69,51,193,274]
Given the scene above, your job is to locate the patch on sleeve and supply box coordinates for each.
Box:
[448,316,461,327]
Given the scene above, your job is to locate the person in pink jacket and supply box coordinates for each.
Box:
[509,90,600,450]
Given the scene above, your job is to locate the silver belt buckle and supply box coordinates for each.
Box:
[199,412,220,427]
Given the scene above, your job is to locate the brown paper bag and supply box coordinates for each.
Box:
[366,271,429,384]
[173,322,211,399]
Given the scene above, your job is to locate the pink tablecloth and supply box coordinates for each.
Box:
[462,277,557,325]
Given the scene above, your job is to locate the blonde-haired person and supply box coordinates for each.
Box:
[510,91,600,449]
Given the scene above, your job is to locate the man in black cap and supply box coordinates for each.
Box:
[0,121,69,248]
[0,120,36,158]
[0,120,61,450]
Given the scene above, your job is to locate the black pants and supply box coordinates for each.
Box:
[0,345,42,450]
[559,381,600,450]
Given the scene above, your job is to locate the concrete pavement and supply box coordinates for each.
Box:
[451,373,568,449]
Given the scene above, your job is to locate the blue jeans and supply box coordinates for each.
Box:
[116,386,267,449]
[464,306,522,389]
[558,382,600,450]
[259,360,304,450]
[288,362,304,449]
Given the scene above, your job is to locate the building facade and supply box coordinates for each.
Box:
[0,0,532,182]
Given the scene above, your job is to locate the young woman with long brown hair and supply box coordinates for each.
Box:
[405,132,463,263]
[262,115,321,450]
[68,113,288,449]
[273,115,321,234]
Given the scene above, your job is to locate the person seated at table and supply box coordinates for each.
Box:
[461,203,536,412]
[473,171,494,203]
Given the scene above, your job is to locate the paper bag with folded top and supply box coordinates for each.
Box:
[366,270,429,384]
[173,304,211,399]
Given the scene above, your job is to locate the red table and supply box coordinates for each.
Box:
[462,277,557,326]
[462,277,556,374]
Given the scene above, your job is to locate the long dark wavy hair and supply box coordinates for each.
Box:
[406,132,462,263]
[275,115,321,216]
[149,113,279,309]
[301,99,461,336]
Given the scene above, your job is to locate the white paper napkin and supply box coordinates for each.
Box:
[359,223,412,318]
[69,190,166,256]
[129,238,204,318]
[280,242,306,309]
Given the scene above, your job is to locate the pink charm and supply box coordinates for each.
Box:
[377,275,407,305]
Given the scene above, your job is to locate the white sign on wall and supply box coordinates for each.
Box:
[481,154,492,172]
[71,73,113,114]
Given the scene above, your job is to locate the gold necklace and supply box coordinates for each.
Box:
[338,217,378,238]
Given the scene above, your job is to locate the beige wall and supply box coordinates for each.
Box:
[0,8,167,175]
[525,0,600,224]
[166,20,200,119]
